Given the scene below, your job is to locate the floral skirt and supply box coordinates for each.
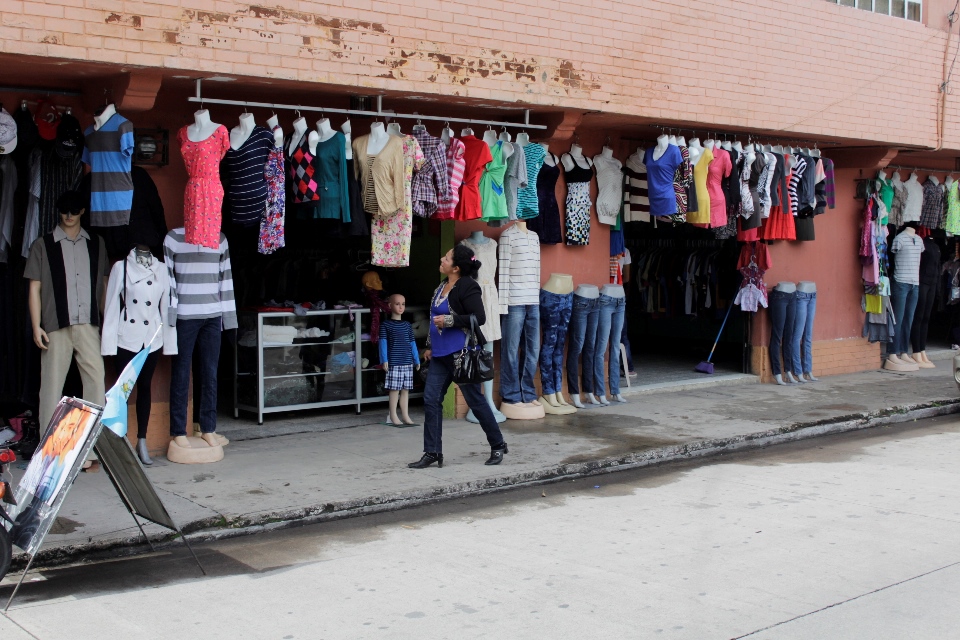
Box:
[372,208,412,267]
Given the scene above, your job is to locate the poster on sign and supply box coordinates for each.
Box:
[7,398,104,556]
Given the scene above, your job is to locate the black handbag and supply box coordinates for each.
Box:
[452,315,494,384]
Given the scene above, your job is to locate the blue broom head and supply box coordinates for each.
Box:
[694,361,714,374]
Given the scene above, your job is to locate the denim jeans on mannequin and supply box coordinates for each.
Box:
[500,304,541,403]
[767,290,796,377]
[790,291,816,374]
[565,295,598,395]
[594,294,626,398]
[170,317,221,436]
[890,278,920,355]
[539,290,574,395]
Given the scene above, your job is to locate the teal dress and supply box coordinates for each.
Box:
[480,141,508,222]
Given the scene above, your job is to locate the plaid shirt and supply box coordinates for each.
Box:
[919,178,945,229]
[435,138,465,219]
[410,130,449,218]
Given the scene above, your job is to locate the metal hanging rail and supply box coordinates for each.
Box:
[189,78,546,130]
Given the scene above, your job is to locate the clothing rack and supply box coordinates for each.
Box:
[189,78,547,130]
[882,164,956,175]
[625,237,729,249]
[0,85,82,97]
[649,125,842,149]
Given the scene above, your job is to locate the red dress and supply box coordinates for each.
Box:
[179,125,230,249]
[759,162,797,241]
[455,135,493,220]
[706,147,732,228]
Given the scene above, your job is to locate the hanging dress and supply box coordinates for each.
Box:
[222,125,273,227]
[435,138,465,220]
[529,157,562,244]
[593,154,624,225]
[297,132,350,222]
[517,143,546,220]
[178,124,230,249]
[564,156,594,246]
[758,153,796,242]
[371,135,424,268]
[706,146,732,228]
[455,135,493,220]
[459,237,501,341]
[945,180,960,234]
[259,138,286,254]
[671,145,692,223]
[688,147,713,225]
[479,140,508,222]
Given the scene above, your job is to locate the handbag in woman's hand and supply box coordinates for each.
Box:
[452,315,494,384]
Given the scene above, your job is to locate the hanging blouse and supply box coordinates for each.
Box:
[593,153,624,225]
[504,142,527,220]
[945,180,960,234]
[222,125,273,227]
[352,134,406,216]
[706,146,732,227]
[919,178,945,230]
[297,132,351,222]
[642,145,682,217]
[564,157,594,246]
[480,140,509,222]
[178,125,230,249]
[529,158,563,245]
[455,135,493,220]
[259,140,285,255]
[688,147,713,224]
[623,152,651,223]
[435,138,466,220]
[370,136,424,268]
[410,129,449,218]
[516,143,546,220]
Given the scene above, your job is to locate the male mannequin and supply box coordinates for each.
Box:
[539,273,576,414]
[164,227,236,461]
[24,191,109,469]
[594,284,627,404]
[567,283,600,408]
[460,230,507,424]
[499,220,544,420]
[230,112,256,150]
[885,224,922,371]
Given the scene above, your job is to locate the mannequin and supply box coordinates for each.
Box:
[793,281,818,382]
[461,127,475,137]
[316,117,336,142]
[498,129,512,143]
[687,137,703,167]
[288,116,308,156]
[946,175,954,188]
[885,224,923,372]
[542,143,557,167]
[668,134,677,145]
[187,109,222,142]
[485,128,513,159]
[341,119,352,159]
[770,282,798,385]
[567,284,600,408]
[499,220,545,420]
[593,284,627,404]
[387,122,403,136]
[270,122,284,148]
[516,132,530,147]
[732,140,744,154]
[539,274,577,415]
[652,134,670,161]
[600,146,615,159]
[266,113,279,130]
[561,143,592,172]
[461,231,507,424]
[677,136,687,148]
[367,122,390,155]
[704,139,716,150]
[94,103,117,131]
[441,124,455,145]
[930,175,941,186]
[721,140,733,151]
[230,112,256,150]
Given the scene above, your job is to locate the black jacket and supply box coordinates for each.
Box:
[438,276,487,345]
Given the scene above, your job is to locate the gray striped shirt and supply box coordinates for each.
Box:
[163,228,237,329]
[892,231,924,286]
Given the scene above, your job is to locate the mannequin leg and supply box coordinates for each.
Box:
[801,292,817,380]
[388,390,401,425]
[400,390,415,424]
[467,343,506,423]
[499,306,524,404]
[539,290,561,398]
[565,296,594,409]
[767,290,791,383]
[552,295,574,403]
[790,293,810,382]
[889,279,908,359]
[197,318,222,439]
[520,305,541,404]
[782,293,799,382]
[911,281,936,366]
[116,348,160,464]
[170,318,201,438]
[898,284,920,361]
[594,295,614,404]
[607,298,627,402]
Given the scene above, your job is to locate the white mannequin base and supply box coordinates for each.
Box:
[584,393,603,406]
[500,402,546,420]
[802,372,819,381]
[540,394,577,415]
[598,395,610,406]
[785,372,802,384]
[167,436,224,464]
[774,374,792,386]
[883,354,919,372]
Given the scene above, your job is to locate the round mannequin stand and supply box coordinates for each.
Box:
[167,434,224,464]
[884,354,919,371]
[501,400,545,420]
[540,274,577,415]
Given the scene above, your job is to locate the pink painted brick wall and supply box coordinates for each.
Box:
[1,0,956,148]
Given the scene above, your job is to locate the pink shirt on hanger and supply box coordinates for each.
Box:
[706,146,732,228]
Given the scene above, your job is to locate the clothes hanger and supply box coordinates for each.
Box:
[412,118,426,133]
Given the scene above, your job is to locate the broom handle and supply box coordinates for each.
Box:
[706,303,735,363]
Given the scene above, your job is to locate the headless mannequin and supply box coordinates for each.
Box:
[266,114,279,130]
[562,143,592,172]
[876,170,888,194]
[721,140,733,151]
[316,117,336,142]
[652,134,670,161]
[600,146,614,159]
[796,281,818,382]
[732,141,744,154]
[230,112,256,150]
[930,175,940,186]
[668,134,678,146]
[773,282,798,386]
[944,175,953,187]
[688,138,703,167]
[598,284,627,404]
[484,128,514,158]
[516,132,530,147]
[267,114,283,148]
[461,127,475,137]
[367,122,390,155]
[677,136,687,148]
[570,284,599,409]
[464,230,507,425]
[94,103,117,131]
[704,139,716,150]
[341,120,352,159]
[498,129,512,143]
[540,274,577,414]
[542,143,557,167]
[187,109,222,142]
[387,122,403,136]
[885,226,922,371]
[288,116,308,156]
[441,125,455,145]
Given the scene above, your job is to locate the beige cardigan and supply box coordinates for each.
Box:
[353,134,405,214]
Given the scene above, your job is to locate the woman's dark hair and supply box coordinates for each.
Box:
[452,244,482,279]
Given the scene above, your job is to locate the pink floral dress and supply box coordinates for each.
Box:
[260,139,285,254]
[179,125,230,249]
[371,135,424,267]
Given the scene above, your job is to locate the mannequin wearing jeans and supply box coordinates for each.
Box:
[910,237,940,369]
[768,282,799,385]
[885,226,923,372]
[566,284,600,408]
[593,284,627,403]
[539,273,576,414]
[498,221,544,420]
[791,281,818,382]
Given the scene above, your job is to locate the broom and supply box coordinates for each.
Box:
[695,302,736,374]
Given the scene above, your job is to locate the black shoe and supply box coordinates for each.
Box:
[408,452,443,469]
[485,443,508,465]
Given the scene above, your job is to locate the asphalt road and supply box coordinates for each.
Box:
[2,415,960,639]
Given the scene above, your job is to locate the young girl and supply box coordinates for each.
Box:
[379,294,420,425]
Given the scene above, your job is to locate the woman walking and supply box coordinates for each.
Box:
[409,245,508,469]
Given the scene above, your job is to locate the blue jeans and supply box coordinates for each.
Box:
[767,290,795,377]
[500,304,540,403]
[170,317,221,436]
[539,290,574,395]
[791,291,816,374]
[594,294,626,397]
[423,354,504,453]
[890,278,920,355]
[565,295,599,394]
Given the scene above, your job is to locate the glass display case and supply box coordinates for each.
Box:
[234,307,427,424]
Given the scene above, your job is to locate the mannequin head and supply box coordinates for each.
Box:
[56,190,85,237]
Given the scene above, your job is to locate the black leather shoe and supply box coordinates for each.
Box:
[408,452,443,469]
[485,443,508,465]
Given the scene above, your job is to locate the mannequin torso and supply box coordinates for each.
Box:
[542,144,557,167]
[543,274,574,295]
[316,118,336,142]
[774,282,797,293]
[574,284,599,299]
[600,284,625,298]
[652,135,670,161]
[367,122,390,155]
[468,230,490,244]
[187,109,222,142]
[230,113,256,150]
[797,281,816,293]
[561,144,592,172]
[289,118,308,155]
[94,103,117,131]
[688,138,703,166]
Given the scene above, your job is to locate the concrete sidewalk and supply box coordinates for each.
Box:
[5,353,959,572]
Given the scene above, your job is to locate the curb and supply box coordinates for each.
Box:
[10,396,960,572]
